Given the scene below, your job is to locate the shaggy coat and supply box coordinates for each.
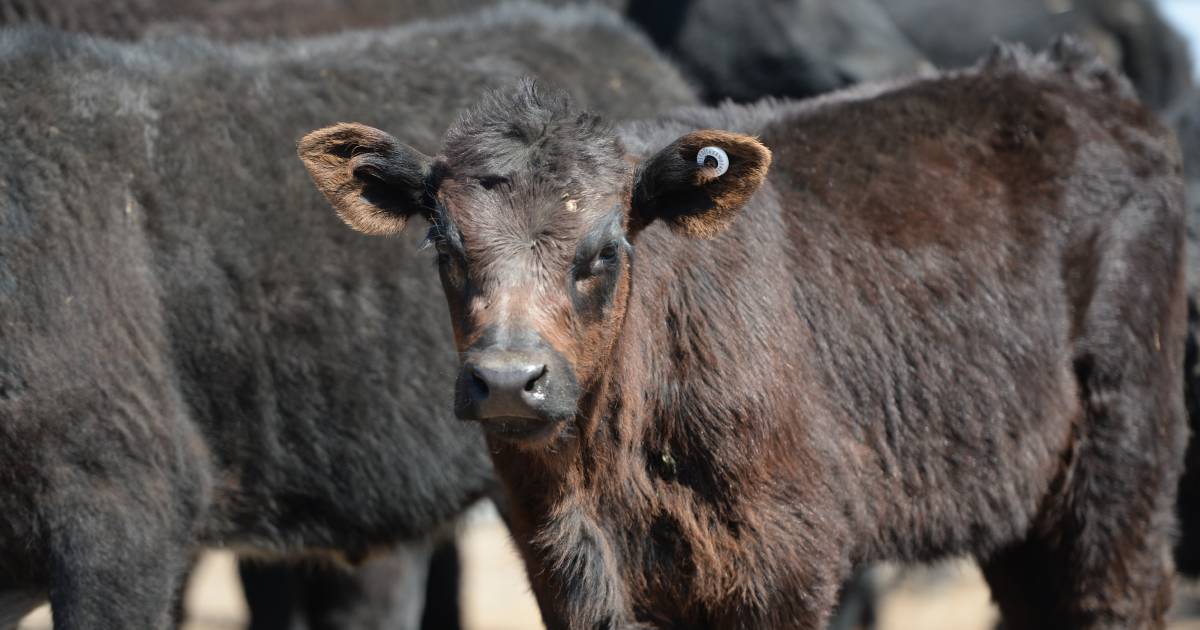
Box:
[0,6,696,629]
[613,0,927,102]
[878,0,1193,110]
[304,41,1188,629]
[0,0,927,104]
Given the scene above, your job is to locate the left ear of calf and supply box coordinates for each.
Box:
[298,122,435,236]
[630,130,771,239]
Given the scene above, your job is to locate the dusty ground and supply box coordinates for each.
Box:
[17,509,1200,629]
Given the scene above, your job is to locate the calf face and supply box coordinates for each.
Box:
[300,83,770,445]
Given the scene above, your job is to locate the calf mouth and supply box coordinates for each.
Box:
[476,416,566,444]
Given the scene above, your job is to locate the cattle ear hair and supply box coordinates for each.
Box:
[630,130,771,239]
[298,122,437,236]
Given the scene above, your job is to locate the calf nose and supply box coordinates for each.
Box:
[464,358,548,419]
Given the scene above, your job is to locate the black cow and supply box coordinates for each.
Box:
[877,0,1193,110]
[1,2,698,628]
[0,5,696,629]
[0,0,929,105]
[611,0,929,102]
[0,0,488,38]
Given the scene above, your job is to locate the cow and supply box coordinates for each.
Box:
[1,2,699,627]
[0,0,485,39]
[0,0,929,105]
[0,4,697,629]
[876,0,1193,110]
[301,39,1187,629]
[611,0,929,102]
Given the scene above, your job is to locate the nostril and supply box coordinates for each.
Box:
[468,366,489,399]
[524,365,547,393]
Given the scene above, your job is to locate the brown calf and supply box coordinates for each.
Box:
[302,41,1188,629]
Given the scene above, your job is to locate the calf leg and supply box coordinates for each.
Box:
[828,566,892,630]
[171,553,200,628]
[982,456,1176,630]
[240,538,445,630]
[419,538,463,630]
[982,370,1180,630]
[304,539,436,630]
[40,433,208,630]
[240,560,301,630]
[985,193,1187,629]
[45,503,195,630]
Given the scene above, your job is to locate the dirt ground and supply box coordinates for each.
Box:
[16,507,1200,629]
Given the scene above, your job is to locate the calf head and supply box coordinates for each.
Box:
[299,81,770,446]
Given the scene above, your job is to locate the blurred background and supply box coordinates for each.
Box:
[1161,1,1200,69]
[9,0,1200,628]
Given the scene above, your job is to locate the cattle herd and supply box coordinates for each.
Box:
[0,1,1196,629]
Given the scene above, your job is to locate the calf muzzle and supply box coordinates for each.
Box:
[455,345,578,442]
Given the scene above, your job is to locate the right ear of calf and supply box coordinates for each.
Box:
[298,122,435,236]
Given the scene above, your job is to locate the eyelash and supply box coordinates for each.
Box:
[421,227,440,249]
[422,227,453,266]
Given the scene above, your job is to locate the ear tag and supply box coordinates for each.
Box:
[696,146,729,177]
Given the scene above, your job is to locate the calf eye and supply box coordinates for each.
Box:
[588,242,620,274]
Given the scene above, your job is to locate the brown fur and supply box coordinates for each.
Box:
[306,42,1187,629]
[631,130,771,239]
[299,123,432,236]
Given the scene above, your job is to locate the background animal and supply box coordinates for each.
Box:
[0,0,928,104]
[877,0,1193,109]
[0,5,696,629]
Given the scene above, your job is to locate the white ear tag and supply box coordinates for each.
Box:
[696,146,729,176]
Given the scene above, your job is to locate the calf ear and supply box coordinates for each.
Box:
[630,130,771,238]
[298,122,435,236]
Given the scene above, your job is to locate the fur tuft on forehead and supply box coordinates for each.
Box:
[443,78,630,189]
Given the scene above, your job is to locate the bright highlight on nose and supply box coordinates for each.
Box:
[464,355,549,419]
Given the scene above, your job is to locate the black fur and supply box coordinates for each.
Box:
[0,0,928,105]
[240,539,443,630]
[0,4,696,628]
[613,0,930,102]
[878,0,1194,110]
[237,537,463,630]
